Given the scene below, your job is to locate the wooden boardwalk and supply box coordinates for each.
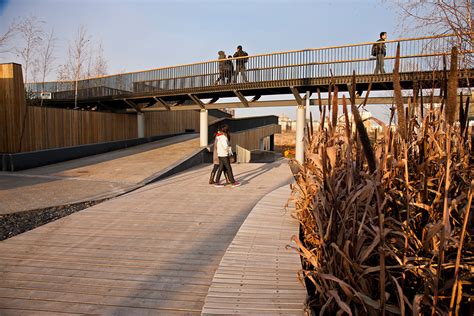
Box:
[0,160,304,315]
[202,186,305,315]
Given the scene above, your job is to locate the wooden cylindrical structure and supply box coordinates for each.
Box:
[0,63,27,153]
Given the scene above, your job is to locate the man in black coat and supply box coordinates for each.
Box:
[372,32,387,74]
[233,45,249,83]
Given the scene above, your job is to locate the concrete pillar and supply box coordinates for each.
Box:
[137,112,145,138]
[295,103,305,163]
[200,109,208,147]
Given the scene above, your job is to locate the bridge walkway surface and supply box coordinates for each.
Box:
[0,160,305,315]
[0,133,200,215]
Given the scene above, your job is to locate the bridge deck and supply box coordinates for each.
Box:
[44,69,474,111]
[0,161,303,315]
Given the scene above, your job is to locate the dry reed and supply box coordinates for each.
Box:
[290,47,473,315]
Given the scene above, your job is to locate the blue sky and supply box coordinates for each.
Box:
[1,0,398,119]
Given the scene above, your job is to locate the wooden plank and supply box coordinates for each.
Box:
[1,272,211,293]
[0,298,200,315]
[0,309,81,315]
[0,281,206,303]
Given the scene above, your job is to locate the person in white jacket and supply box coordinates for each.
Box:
[214,124,240,187]
[209,129,231,185]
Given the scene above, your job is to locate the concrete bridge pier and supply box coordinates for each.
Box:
[295,93,308,163]
[137,112,145,138]
[200,109,208,147]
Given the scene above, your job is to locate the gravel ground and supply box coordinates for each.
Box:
[0,200,105,241]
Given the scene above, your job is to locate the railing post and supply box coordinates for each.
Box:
[137,112,145,138]
[200,109,208,147]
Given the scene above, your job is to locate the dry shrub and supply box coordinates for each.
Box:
[290,50,473,315]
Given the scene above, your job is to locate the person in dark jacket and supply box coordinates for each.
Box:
[225,55,234,84]
[372,32,387,74]
[233,45,249,83]
[214,51,227,84]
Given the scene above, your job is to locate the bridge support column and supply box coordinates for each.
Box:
[137,112,145,138]
[200,109,208,147]
[295,103,305,164]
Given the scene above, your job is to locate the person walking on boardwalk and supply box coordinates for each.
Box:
[214,124,241,188]
[215,51,227,84]
[372,32,387,74]
[209,128,231,185]
[233,45,249,83]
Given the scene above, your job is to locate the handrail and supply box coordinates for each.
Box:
[26,33,472,101]
[29,33,466,84]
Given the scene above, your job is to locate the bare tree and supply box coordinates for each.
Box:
[0,22,17,55]
[392,0,472,64]
[57,25,91,107]
[16,16,44,84]
[85,48,93,79]
[84,41,108,78]
[37,29,56,105]
[93,41,108,77]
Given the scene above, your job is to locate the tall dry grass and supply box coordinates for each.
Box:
[290,47,473,315]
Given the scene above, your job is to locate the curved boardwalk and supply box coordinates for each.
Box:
[202,185,305,315]
[0,160,301,315]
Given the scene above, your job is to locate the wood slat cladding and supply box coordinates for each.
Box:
[18,107,138,152]
[230,125,281,151]
[144,111,220,136]
[144,111,200,136]
[7,107,220,153]
[0,63,27,153]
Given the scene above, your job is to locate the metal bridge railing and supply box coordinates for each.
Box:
[27,34,472,100]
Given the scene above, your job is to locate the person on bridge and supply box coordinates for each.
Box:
[372,32,387,74]
[214,124,241,188]
[233,45,249,83]
[215,51,227,85]
[225,55,235,84]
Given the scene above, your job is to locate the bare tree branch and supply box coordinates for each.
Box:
[56,25,91,107]
[392,0,473,67]
[38,29,56,105]
[93,41,108,77]
[16,15,44,84]
[0,22,17,55]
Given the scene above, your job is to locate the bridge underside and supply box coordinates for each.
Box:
[42,69,473,112]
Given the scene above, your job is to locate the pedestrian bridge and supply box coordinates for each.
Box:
[29,34,473,112]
